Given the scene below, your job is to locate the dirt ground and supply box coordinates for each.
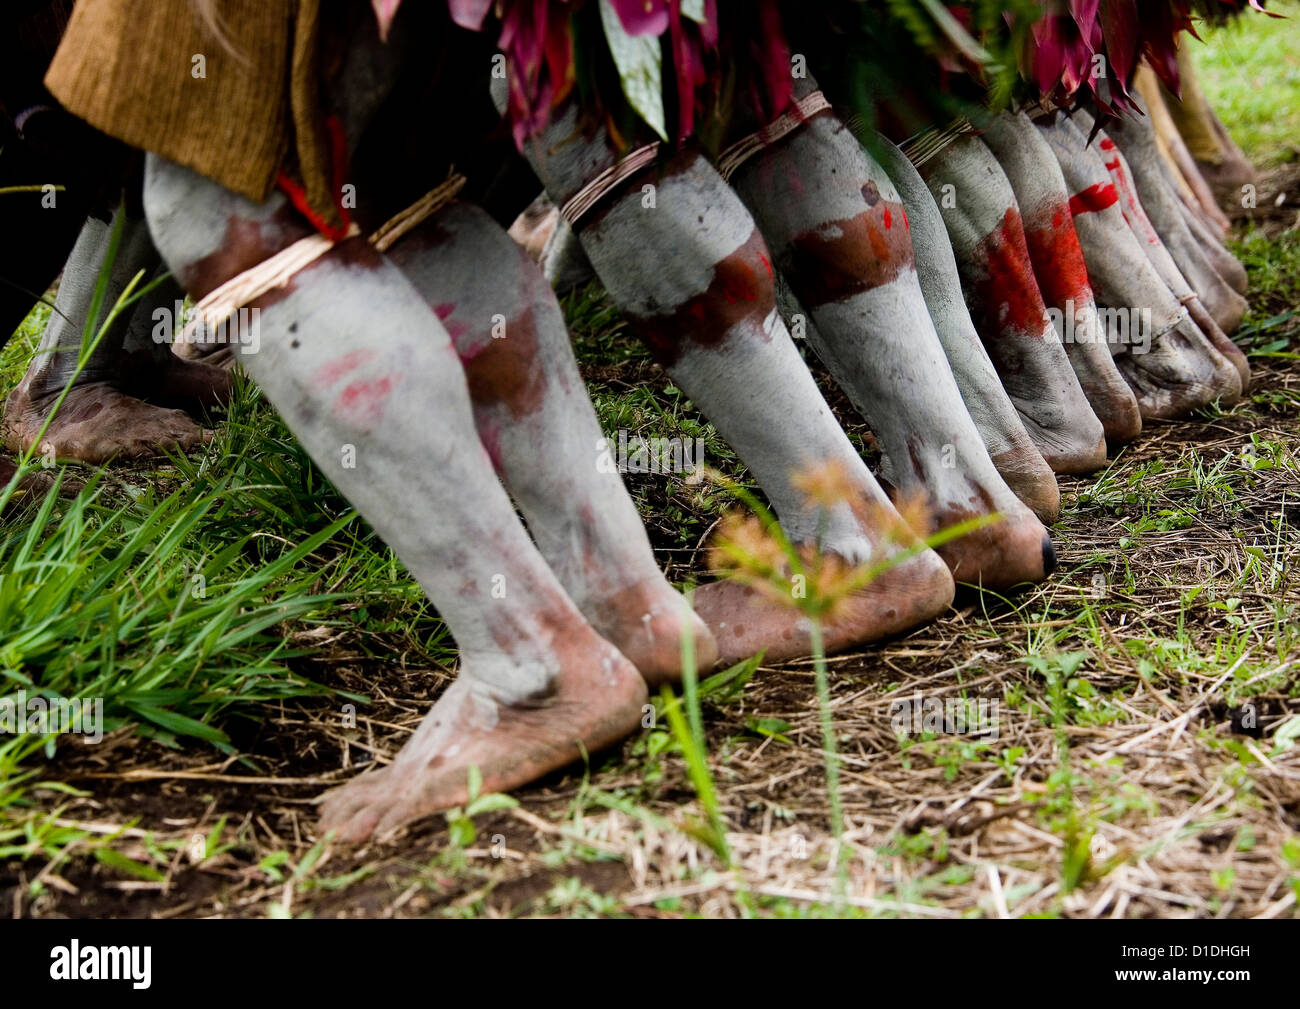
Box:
[4,162,1300,921]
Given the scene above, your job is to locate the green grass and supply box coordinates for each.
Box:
[0,301,49,393]
[2,13,1299,917]
[1192,0,1300,168]
[0,354,455,829]
[1194,6,1300,364]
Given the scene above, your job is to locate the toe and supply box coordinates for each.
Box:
[1041,534,1057,577]
[343,804,390,843]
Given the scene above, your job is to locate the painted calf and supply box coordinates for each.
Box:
[870,137,1061,525]
[1101,103,1249,337]
[514,100,958,668]
[141,24,717,841]
[920,135,1108,474]
[1035,116,1241,420]
[1074,110,1249,390]
[727,87,1055,587]
[978,111,1143,445]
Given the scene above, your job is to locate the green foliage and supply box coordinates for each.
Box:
[443,766,519,848]
[1194,2,1300,168]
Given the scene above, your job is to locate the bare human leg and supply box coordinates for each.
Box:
[871,135,1060,524]
[729,102,1054,588]
[517,106,955,667]
[2,207,223,464]
[979,111,1142,444]
[1036,115,1240,419]
[145,159,647,842]
[386,201,717,684]
[920,135,1108,473]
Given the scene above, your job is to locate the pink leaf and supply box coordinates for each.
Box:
[608,0,671,36]
[371,0,403,40]
[1098,0,1139,93]
[448,0,495,30]
[1069,0,1102,35]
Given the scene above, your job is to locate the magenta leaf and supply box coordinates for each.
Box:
[608,0,671,36]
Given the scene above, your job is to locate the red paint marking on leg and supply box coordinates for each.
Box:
[720,258,760,304]
[1098,137,1116,152]
[971,207,1051,338]
[336,376,394,428]
[1023,199,1093,308]
[782,200,913,308]
[883,206,892,229]
[1067,183,1119,216]
[634,230,777,367]
[1101,156,1162,247]
[312,348,377,387]
[866,223,890,261]
[460,308,548,418]
[758,250,774,280]
[431,301,471,340]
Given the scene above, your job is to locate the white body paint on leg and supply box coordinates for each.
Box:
[19,212,158,390]
[387,201,715,681]
[1036,116,1240,418]
[870,135,1058,521]
[1178,195,1247,295]
[730,106,1053,586]
[144,157,630,707]
[1102,103,1247,334]
[522,106,935,566]
[979,112,1141,444]
[920,136,1106,473]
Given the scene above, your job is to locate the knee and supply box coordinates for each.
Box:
[391,201,550,326]
[685,228,778,327]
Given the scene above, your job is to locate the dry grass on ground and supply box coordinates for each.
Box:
[3,16,1300,922]
[7,223,1299,921]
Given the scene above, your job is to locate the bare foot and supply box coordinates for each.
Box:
[583,578,719,684]
[990,443,1061,525]
[694,548,954,668]
[881,458,1056,589]
[3,381,209,464]
[1200,280,1248,336]
[1070,362,1144,445]
[1014,401,1109,475]
[1208,245,1249,296]
[1114,323,1239,420]
[928,504,1056,591]
[1186,299,1250,392]
[318,634,647,842]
